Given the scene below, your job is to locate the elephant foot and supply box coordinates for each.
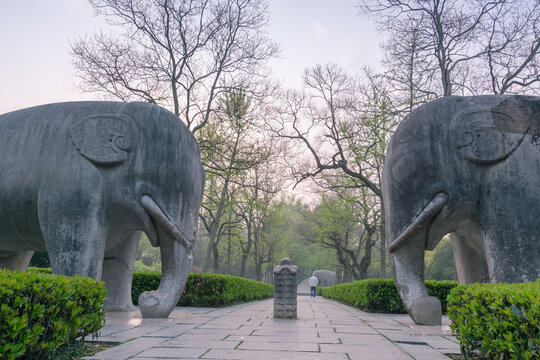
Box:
[408,296,442,326]
[139,291,174,318]
[104,300,137,312]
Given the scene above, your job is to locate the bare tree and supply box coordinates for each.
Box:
[198,89,269,272]
[359,0,540,96]
[72,0,279,131]
[482,1,540,94]
[379,19,440,112]
[233,139,285,278]
[249,164,285,281]
[269,63,397,277]
[269,64,395,198]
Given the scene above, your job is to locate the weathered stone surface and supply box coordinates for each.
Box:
[0,101,205,318]
[273,258,297,319]
[382,95,540,325]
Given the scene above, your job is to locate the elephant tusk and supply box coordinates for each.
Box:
[388,192,449,253]
[140,195,192,251]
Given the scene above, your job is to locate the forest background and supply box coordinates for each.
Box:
[15,0,540,284]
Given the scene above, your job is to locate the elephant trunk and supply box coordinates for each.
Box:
[387,192,448,326]
[139,195,194,318]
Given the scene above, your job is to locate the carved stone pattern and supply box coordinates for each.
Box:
[273,259,297,319]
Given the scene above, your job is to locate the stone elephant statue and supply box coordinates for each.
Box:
[312,270,337,287]
[0,101,205,318]
[382,95,539,325]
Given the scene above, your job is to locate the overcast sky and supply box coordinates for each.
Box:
[0,0,383,114]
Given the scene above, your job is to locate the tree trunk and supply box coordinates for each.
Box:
[380,209,387,278]
[357,233,374,279]
[379,240,387,278]
[212,243,219,273]
[343,267,352,283]
[240,253,248,277]
[255,263,262,281]
[227,236,231,275]
[203,236,214,272]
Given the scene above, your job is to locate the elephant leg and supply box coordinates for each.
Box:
[391,230,442,326]
[450,229,489,284]
[0,251,34,271]
[481,164,540,283]
[37,187,106,279]
[102,231,141,312]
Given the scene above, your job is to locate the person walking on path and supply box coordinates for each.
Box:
[309,274,319,297]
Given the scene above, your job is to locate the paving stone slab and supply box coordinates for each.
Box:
[237,340,318,352]
[186,327,254,336]
[418,334,463,351]
[321,344,413,360]
[163,338,240,349]
[136,346,208,358]
[334,324,386,334]
[336,333,396,346]
[396,343,453,360]
[83,337,167,360]
[226,334,341,344]
[378,329,426,342]
[106,325,166,340]
[144,324,198,338]
[202,349,348,360]
[97,325,139,337]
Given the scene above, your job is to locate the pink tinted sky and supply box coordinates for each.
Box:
[0,0,383,114]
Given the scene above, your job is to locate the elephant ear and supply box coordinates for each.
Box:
[449,107,528,164]
[70,114,136,166]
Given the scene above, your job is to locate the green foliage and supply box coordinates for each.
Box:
[135,234,161,270]
[28,251,50,268]
[320,278,458,314]
[274,198,338,271]
[132,272,273,307]
[425,280,461,313]
[27,267,52,274]
[448,281,539,360]
[133,259,161,273]
[320,278,405,313]
[0,269,106,360]
[425,236,457,281]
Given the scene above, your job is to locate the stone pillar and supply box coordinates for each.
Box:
[273,258,297,319]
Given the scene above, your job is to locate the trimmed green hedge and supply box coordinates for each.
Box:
[448,280,539,360]
[0,269,106,360]
[132,272,273,307]
[319,278,458,314]
[28,266,52,274]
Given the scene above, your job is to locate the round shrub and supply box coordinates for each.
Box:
[0,269,106,360]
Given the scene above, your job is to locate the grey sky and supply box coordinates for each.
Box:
[0,0,383,114]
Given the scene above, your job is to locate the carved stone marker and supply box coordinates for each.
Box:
[273,258,297,319]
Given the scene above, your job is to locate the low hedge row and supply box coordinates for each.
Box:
[319,278,458,314]
[0,269,106,360]
[448,280,539,360]
[132,272,274,307]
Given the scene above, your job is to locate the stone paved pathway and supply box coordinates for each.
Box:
[84,297,461,360]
